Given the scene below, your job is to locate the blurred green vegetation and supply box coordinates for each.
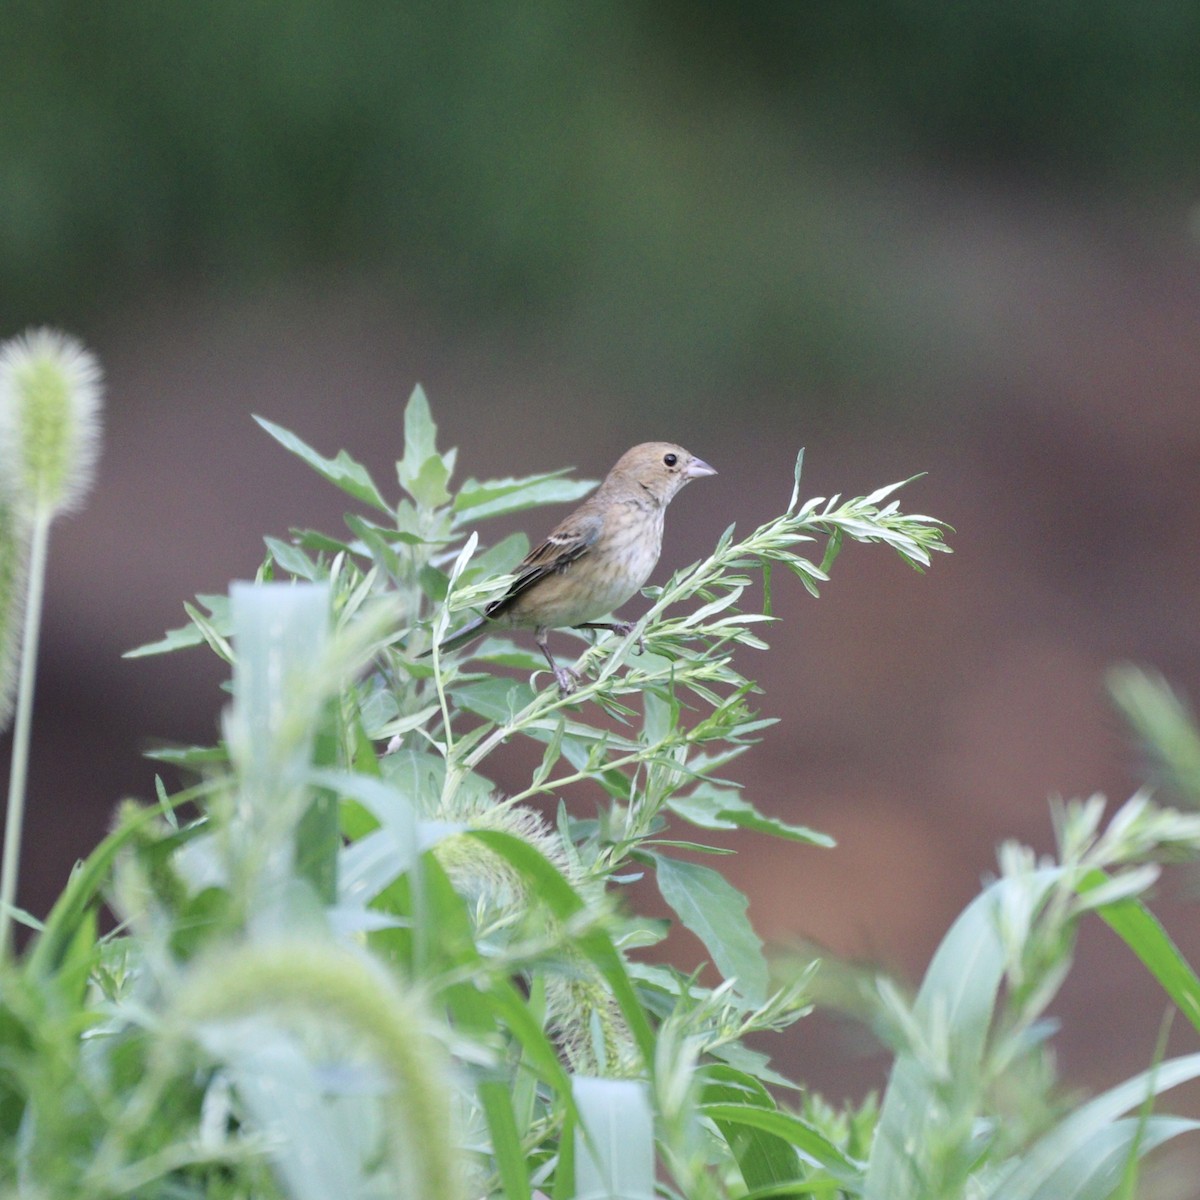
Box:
[5,1,1199,395]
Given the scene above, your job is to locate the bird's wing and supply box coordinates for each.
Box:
[485,508,605,616]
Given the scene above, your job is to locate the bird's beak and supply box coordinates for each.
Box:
[685,457,717,479]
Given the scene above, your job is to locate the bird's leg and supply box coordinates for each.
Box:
[536,628,580,695]
[575,620,644,654]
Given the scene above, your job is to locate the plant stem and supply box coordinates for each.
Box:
[0,511,50,959]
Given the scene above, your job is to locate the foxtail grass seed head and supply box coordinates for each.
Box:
[0,328,104,519]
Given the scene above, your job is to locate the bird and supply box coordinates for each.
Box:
[427,442,716,694]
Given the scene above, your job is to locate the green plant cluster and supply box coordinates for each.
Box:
[3,385,1200,1198]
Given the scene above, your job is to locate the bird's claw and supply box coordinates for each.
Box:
[612,621,645,654]
[553,664,581,696]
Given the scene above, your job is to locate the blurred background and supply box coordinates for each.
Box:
[5,1,1200,1109]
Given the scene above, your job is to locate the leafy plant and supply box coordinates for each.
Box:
[2,381,1199,1199]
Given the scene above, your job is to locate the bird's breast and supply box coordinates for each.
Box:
[507,506,663,628]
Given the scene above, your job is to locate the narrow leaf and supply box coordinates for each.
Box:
[1080,871,1200,1036]
[254,415,390,513]
[669,786,835,848]
[124,594,231,658]
[787,448,804,514]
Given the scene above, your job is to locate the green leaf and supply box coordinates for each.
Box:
[396,385,455,507]
[676,585,745,630]
[419,858,568,1200]
[699,1073,804,1190]
[401,385,437,458]
[532,715,566,788]
[145,743,229,768]
[264,535,322,581]
[371,704,441,743]
[479,1081,532,1200]
[380,748,494,813]
[293,526,356,555]
[410,456,453,509]
[393,498,433,544]
[707,1042,798,1089]
[344,513,401,577]
[701,1102,863,1189]
[123,593,230,658]
[990,1055,1200,1200]
[295,719,341,904]
[466,830,656,1065]
[1079,871,1200,1035]
[1022,1116,1200,1200]
[471,640,546,672]
[669,785,835,848]
[818,527,844,576]
[183,598,234,664]
[254,415,390,513]
[462,531,530,580]
[228,582,330,792]
[485,975,577,1109]
[573,1077,654,1200]
[650,853,769,1004]
[169,885,233,960]
[788,448,805,514]
[861,478,915,508]
[452,471,597,523]
[197,1022,364,1200]
[642,689,676,745]
[324,773,419,904]
[1108,665,1200,804]
[450,677,537,723]
[123,622,206,658]
[864,867,1063,1200]
[555,1104,578,1200]
[643,839,733,855]
[313,769,420,836]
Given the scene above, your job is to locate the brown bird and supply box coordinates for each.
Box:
[429,442,716,693]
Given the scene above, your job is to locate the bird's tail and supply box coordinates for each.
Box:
[419,615,488,658]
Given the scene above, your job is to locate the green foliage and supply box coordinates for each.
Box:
[3,385,1200,1197]
[1108,666,1200,808]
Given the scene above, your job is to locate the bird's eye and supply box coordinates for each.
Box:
[663,453,678,467]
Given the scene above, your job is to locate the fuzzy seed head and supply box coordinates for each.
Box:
[0,328,104,518]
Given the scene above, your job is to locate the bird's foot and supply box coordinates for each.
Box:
[612,621,645,655]
[553,663,581,696]
[576,620,645,654]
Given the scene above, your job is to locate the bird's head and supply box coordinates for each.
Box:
[604,442,717,506]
